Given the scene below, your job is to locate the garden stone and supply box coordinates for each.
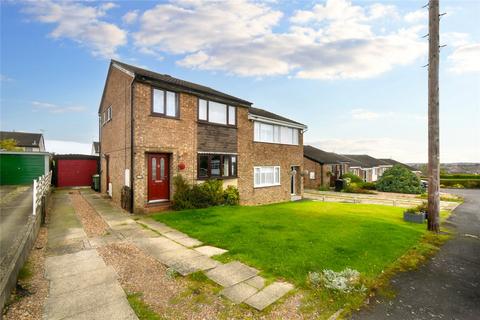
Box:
[205,261,258,287]
[244,281,294,310]
[221,282,258,304]
[245,276,266,290]
[172,236,203,248]
[194,245,228,257]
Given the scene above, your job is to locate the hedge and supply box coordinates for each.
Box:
[440,179,480,189]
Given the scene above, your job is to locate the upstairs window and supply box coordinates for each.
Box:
[198,154,237,179]
[254,121,299,145]
[102,106,112,126]
[198,99,236,126]
[153,88,178,117]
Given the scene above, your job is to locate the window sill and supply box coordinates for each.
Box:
[197,176,238,181]
[254,183,281,189]
[253,141,299,146]
[197,120,237,129]
[150,113,180,120]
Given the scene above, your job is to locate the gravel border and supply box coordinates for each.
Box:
[70,192,109,237]
[3,227,48,320]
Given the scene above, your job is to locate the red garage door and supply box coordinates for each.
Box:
[56,157,98,187]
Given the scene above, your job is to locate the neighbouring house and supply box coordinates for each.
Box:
[0,131,45,152]
[91,141,100,156]
[303,145,351,188]
[99,60,307,213]
[341,154,392,182]
[378,158,422,177]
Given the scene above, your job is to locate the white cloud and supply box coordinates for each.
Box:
[122,10,139,24]
[442,32,470,47]
[351,109,381,120]
[448,43,480,74]
[0,74,14,82]
[404,9,427,23]
[45,139,91,155]
[22,0,126,58]
[32,101,86,114]
[133,0,426,79]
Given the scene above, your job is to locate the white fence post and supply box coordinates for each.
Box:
[32,179,37,216]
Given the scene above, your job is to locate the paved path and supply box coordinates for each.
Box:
[0,186,33,270]
[81,190,294,311]
[44,190,137,320]
[351,189,480,320]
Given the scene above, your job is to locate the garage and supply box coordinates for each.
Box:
[0,151,50,185]
[54,154,99,187]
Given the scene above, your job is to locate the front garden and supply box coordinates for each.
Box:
[153,201,451,317]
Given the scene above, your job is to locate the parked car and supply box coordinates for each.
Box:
[421,180,428,189]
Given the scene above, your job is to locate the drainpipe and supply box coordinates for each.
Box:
[320,163,324,186]
[129,77,135,213]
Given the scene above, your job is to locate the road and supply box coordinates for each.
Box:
[0,186,33,271]
[351,189,480,320]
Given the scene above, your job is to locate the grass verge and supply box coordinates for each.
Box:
[127,292,163,320]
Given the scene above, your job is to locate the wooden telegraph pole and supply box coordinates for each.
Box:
[427,0,440,232]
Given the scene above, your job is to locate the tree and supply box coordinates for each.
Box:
[0,139,21,151]
[376,165,424,194]
[427,0,440,232]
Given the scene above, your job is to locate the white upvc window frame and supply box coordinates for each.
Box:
[253,121,299,145]
[254,166,281,188]
[102,106,112,126]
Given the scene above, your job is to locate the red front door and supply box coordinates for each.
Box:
[148,154,170,201]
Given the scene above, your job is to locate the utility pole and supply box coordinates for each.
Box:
[427,0,440,232]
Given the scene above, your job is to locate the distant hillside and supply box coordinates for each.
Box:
[408,163,480,175]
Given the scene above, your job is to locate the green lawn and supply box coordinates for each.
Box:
[153,201,430,287]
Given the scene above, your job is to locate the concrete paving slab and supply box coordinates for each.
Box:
[44,281,126,320]
[45,255,106,279]
[134,237,185,255]
[63,298,138,320]
[156,248,202,266]
[137,219,175,234]
[172,236,203,248]
[171,254,220,275]
[205,261,258,287]
[163,230,190,241]
[49,266,118,296]
[221,282,258,304]
[244,281,294,310]
[46,240,87,256]
[244,276,266,290]
[194,245,228,257]
[45,249,99,270]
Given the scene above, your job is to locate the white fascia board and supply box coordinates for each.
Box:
[112,63,135,77]
[248,114,307,130]
[198,151,238,155]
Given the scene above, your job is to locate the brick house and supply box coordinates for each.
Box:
[303,145,350,188]
[341,154,392,182]
[98,60,307,213]
[0,131,45,152]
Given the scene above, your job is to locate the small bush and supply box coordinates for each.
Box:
[376,165,424,194]
[440,179,480,188]
[341,173,363,183]
[343,182,375,194]
[405,202,428,215]
[224,185,240,205]
[317,185,331,191]
[359,182,376,190]
[172,175,239,210]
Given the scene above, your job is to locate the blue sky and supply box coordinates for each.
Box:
[1,0,479,162]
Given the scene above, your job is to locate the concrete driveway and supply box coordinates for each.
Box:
[351,189,480,320]
[0,185,33,269]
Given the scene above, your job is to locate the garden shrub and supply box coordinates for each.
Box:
[340,173,363,183]
[359,182,376,190]
[172,175,240,210]
[342,182,375,194]
[440,179,480,189]
[224,185,240,205]
[317,185,331,191]
[376,165,424,194]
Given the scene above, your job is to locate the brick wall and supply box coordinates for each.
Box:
[237,107,304,205]
[304,157,325,189]
[99,66,133,206]
[132,83,197,213]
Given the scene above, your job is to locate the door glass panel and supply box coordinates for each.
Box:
[152,158,157,180]
[160,158,165,179]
